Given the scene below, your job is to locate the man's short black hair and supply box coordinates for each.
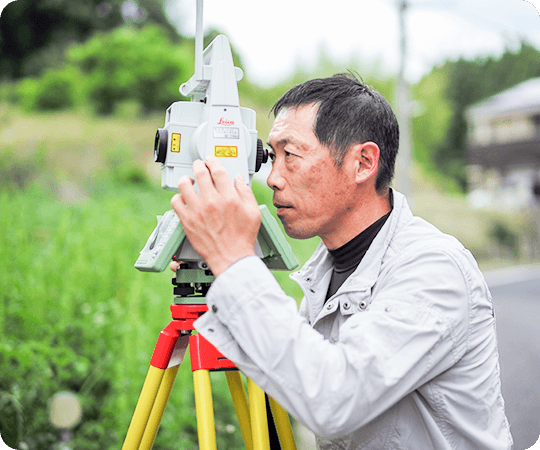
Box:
[271,73,399,193]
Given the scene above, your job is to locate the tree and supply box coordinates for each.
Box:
[67,24,192,114]
[0,0,178,80]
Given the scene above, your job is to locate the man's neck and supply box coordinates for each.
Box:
[321,189,392,251]
[325,209,391,300]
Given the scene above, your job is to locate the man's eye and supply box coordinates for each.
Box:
[268,152,276,162]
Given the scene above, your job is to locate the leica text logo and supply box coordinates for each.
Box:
[218,118,235,126]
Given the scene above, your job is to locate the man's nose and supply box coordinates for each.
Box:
[267,164,284,191]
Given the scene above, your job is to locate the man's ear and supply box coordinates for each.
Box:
[349,142,380,185]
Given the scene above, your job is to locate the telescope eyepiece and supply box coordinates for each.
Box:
[255,138,268,172]
[154,128,168,163]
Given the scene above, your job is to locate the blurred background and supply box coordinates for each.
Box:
[0,0,539,449]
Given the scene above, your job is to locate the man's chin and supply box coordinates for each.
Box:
[278,217,314,240]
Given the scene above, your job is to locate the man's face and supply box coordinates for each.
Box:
[267,104,357,244]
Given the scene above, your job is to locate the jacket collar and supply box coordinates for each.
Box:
[290,190,413,317]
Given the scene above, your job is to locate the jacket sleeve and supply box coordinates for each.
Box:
[194,247,471,437]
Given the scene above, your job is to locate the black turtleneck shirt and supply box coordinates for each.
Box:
[325,210,391,301]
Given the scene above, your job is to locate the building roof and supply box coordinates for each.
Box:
[466,77,540,121]
[468,138,540,169]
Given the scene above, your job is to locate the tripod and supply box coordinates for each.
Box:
[121,268,297,450]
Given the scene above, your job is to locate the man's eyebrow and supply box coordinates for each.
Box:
[267,138,292,150]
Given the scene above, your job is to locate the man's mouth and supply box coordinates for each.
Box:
[274,202,292,209]
[273,202,293,212]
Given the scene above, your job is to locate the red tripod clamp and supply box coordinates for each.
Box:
[189,332,237,371]
[149,304,237,372]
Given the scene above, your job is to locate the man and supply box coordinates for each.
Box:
[171,73,513,449]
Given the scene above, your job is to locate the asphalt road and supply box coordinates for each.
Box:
[485,264,540,450]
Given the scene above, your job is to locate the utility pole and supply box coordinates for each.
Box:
[394,0,413,204]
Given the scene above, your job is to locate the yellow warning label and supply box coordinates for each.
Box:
[214,146,238,157]
[171,133,181,153]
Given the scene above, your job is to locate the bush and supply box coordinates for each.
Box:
[16,66,84,112]
[10,24,192,115]
[68,25,192,115]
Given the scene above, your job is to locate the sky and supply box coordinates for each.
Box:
[165,0,540,86]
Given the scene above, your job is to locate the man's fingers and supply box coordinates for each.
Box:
[235,174,257,206]
[176,174,197,208]
[193,157,234,195]
[205,156,235,194]
[191,157,244,197]
[170,260,180,273]
[176,157,257,221]
[171,192,189,222]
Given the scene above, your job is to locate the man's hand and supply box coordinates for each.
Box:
[170,157,261,277]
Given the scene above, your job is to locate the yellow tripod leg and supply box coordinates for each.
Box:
[247,378,270,450]
[138,365,180,450]
[268,397,297,450]
[226,371,253,450]
[193,369,217,450]
[122,366,165,450]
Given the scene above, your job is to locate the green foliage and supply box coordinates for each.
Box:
[0,0,178,80]
[16,65,85,112]
[68,25,192,115]
[11,24,193,115]
[1,1,249,118]
[412,68,452,168]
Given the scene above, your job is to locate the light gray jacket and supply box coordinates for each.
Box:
[195,190,513,449]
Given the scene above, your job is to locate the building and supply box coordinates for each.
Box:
[466,78,540,209]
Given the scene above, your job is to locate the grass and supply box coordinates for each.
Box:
[2,180,190,445]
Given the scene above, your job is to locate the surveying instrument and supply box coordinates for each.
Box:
[122,1,299,449]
